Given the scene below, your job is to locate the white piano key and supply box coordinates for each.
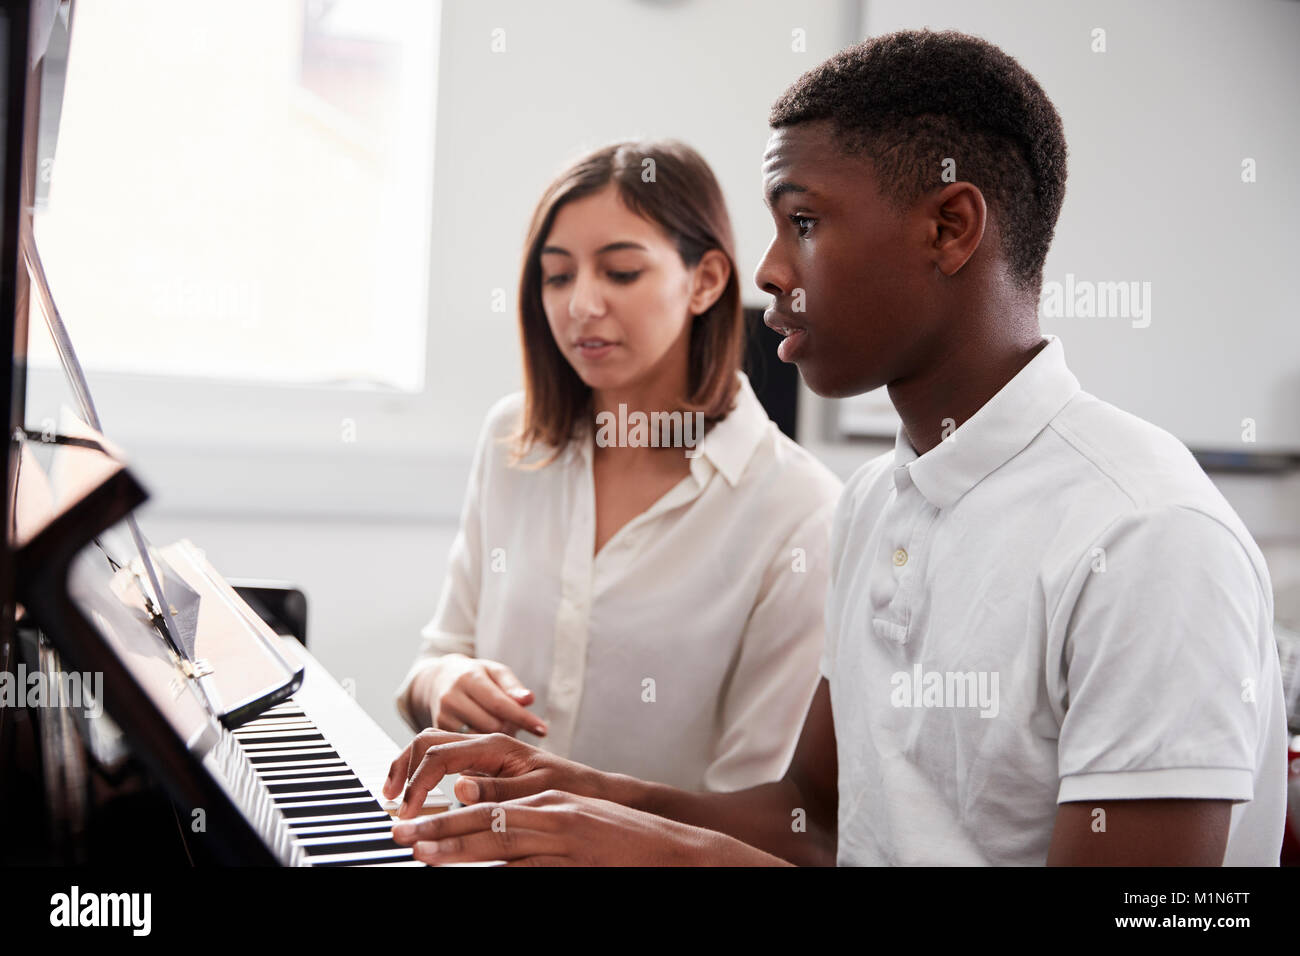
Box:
[304,853,410,868]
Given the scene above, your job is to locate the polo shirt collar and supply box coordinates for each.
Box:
[895,335,1080,510]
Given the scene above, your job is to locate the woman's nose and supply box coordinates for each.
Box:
[568,269,606,321]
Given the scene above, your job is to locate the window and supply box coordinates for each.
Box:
[30,0,438,391]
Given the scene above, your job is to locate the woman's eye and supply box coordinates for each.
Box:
[543,273,572,287]
[607,270,642,284]
[789,214,815,238]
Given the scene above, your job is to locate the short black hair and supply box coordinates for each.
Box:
[770,29,1067,293]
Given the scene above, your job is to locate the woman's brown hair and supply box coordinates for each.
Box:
[511,140,744,463]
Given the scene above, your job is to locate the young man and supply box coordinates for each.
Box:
[382,29,1287,866]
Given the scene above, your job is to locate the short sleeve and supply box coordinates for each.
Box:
[1054,505,1271,804]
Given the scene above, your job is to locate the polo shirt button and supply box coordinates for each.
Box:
[892,548,908,566]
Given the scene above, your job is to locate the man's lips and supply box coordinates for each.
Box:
[764,310,811,362]
[763,310,808,337]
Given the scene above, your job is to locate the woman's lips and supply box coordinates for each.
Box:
[575,338,619,360]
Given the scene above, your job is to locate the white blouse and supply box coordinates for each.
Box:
[395,373,843,792]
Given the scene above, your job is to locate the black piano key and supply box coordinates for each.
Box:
[280,799,384,819]
[303,837,409,857]
[273,789,369,806]
[283,816,387,832]
[234,733,327,746]
[255,766,351,780]
[247,749,341,765]
[234,723,316,735]
[291,820,397,836]
[266,778,366,795]
[260,707,306,718]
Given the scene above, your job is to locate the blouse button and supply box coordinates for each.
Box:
[892,548,908,567]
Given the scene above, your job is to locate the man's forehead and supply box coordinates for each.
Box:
[761,121,848,178]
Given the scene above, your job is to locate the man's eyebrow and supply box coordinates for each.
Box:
[540,241,648,256]
[765,180,809,207]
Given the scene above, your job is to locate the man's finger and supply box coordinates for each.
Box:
[382,729,465,800]
[392,803,561,844]
[502,856,572,867]
[396,734,523,818]
[454,769,552,805]
[408,816,566,864]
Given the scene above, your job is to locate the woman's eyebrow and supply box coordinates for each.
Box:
[541,240,648,257]
[595,241,648,254]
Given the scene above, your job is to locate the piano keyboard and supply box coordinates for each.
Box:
[230,702,421,867]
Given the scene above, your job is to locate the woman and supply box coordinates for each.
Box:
[395,140,841,791]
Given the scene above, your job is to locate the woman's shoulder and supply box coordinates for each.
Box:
[476,392,567,472]
[728,379,840,498]
[482,391,526,438]
[758,428,844,507]
[468,392,526,472]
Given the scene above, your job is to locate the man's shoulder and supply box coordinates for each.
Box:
[1039,391,1271,601]
[1043,391,1249,529]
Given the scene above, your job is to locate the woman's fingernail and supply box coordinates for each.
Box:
[460,778,479,802]
[533,723,547,735]
[392,822,415,841]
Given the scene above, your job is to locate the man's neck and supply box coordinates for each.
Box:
[888,316,1046,457]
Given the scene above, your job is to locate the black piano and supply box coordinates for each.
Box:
[0,0,449,868]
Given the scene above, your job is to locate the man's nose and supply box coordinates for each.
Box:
[754,236,789,298]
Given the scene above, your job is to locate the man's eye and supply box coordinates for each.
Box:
[789,214,815,238]
[543,273,572,287]
[607,270,642,284]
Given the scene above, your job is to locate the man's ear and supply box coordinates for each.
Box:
[689,249,732,315]
[929,182,987,277]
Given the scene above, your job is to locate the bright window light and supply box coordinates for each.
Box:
[30,0,438,391]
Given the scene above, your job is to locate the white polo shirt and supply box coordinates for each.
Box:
[824,335,1287,865]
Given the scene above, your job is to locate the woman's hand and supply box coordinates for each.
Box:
[383,730,610,817]
[390,790,788,866]
[419,654,547,737]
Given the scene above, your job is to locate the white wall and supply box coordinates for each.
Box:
[842,0,1300,454]
[127,0,863,744]
[113,0,1300,745]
